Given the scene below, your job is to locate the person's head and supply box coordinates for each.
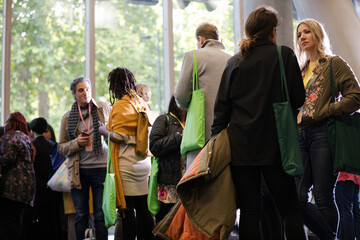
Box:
[136,83,152,102]
[107,67,137,104]
[196,22,220,49]
[4,112,30,136]
[70,77,92,107]
[30,117,48,135]
[44,123,56,142]
[295,19,332,65]
[168,95,185,121]
[239,6,280,57]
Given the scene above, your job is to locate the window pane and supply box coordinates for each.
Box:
[10,0,85,136]
[95,0,164,112]
[173,0,234,84]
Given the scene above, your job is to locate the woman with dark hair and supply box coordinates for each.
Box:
[211,6,306,239]
[44,123,57,143]
[99,67,154,240]
[149,96,186,228]
[0,112,36,240]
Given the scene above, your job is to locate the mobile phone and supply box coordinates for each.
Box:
[81,131,89,136]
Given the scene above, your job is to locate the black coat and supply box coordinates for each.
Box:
[149,114,183,185]
[212,40,305,166]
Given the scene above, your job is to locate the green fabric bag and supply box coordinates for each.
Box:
[272,46,303,177]
[147,156,161,215]
[327,58,360,175]
[180,51,206,157]
[102,133,116,228]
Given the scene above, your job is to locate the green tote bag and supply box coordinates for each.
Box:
[272,46,303,177]
[180,51,206,157]
[327,58,360,175]
[102,133,117,228]
[147,156,161,215]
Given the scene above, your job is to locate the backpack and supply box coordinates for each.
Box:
[125,99,151,157]
[49,142,66,172]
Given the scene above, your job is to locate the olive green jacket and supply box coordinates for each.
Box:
[153,128,236,239]
[299,56,360,130]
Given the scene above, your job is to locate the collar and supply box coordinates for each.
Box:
[201,39,225,50]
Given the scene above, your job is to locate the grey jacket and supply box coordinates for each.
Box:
[174,39,231,143]
[58,99,111,189]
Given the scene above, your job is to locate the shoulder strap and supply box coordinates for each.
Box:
[277,45,291,103]
[124,99,139,113]
[193,51,198,92]
[329,57,335,103]
[165,115,169,133]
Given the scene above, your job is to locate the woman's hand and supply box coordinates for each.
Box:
[99,126,109,136]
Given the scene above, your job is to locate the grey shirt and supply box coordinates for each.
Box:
[79,108,107,168]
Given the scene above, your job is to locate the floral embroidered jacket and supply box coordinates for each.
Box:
[0,131,35,205]
[299,56,360,130]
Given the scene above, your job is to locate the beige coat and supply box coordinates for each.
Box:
[58,99,111,189]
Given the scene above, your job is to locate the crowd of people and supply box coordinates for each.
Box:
[1,5,360,240]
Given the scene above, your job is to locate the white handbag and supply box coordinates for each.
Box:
[47,158,71,192]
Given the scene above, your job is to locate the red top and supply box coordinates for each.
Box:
[337,172,360,188]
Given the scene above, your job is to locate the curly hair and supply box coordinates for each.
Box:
[107,67,137,105]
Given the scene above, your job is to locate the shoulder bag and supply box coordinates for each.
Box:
[180,51,206,157]
[327,57,360,175]
[47,158,71,192]
[272,45,303,176]
[125,99,151,157]
[102,133,117,228]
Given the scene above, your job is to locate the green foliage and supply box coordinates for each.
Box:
[6,0,234,135]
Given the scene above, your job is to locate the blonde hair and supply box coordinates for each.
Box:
[294,19,333,66]
[136,83,152,102]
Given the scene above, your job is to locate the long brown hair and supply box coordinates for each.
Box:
[239,6,280,58]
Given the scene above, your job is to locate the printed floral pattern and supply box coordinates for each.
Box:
[301,60,326,119]
[157,156,186,203]
[0,131,35,205]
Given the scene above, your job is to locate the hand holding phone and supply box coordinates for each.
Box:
[81,131,90,136]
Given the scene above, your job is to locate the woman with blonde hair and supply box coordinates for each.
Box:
[295,19,360,239]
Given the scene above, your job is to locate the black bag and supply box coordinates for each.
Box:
[49,143,66,172]
[327,57,360,175]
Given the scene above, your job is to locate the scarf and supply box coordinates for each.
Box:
[67,100,101,156]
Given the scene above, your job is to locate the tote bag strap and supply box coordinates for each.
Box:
[277,45,291,104]
[329,57,336,103]
[192,50,199,92]
[107,133,113,174]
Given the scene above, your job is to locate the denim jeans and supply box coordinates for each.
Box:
[297,124,339,240]
[335,180,360,240]
[71,167,107,240]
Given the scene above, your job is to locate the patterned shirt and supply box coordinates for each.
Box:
[157,156,186,203]
[0,131,35,205]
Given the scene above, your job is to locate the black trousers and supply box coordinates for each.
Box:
[0,196,26,240]
[231,164,306,240]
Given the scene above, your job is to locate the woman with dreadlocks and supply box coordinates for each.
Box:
[0,112,36,240]
[99,67,154,240]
